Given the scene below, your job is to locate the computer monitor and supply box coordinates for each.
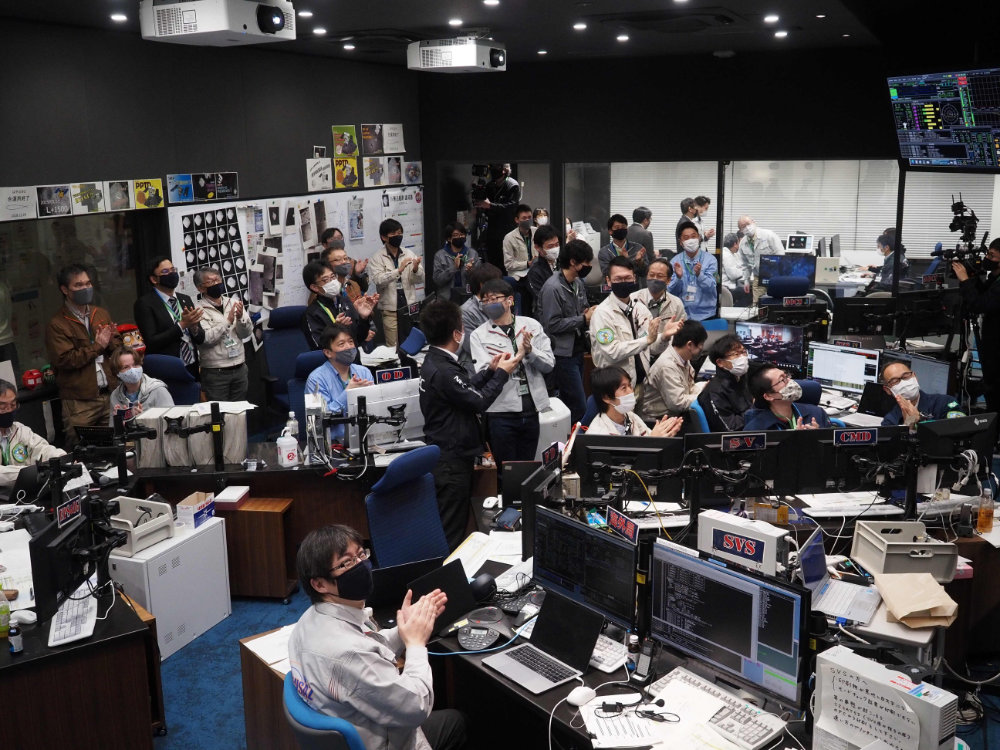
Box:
[532,506,638,629]
[571,434,685,505]
[894,289,962,339]
[682,431,803,507]
[831,297,897,335]
[757,305,830,345]
[815,237,828,258]
[757,253,817,287]
[28,511,92,623]
[917,413,997,462]
[785,235,814,253]
[806,341,881,395]
[830,234,842,257]
[735,322,805,371]
[792,426,912,495]
[520,461,563,561]
[344,378,424,447]
[888,68,1000,171]
[650,539,810,710]
[879,351,954,397]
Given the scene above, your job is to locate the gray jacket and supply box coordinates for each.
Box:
[432,244,481,300]
[108,375,174,425]
[538,270,588,357]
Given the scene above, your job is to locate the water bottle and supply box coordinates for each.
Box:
[277,413,300,468]
[0,596,9,639]
[286,411,299,439]
[977,487,994,534]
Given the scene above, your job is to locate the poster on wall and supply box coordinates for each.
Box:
[299,201,315,247]
[386,156,402,185]
[266,200,281,235]
[215,172,239,201]
[0,187,38,222]
[403,161,422,185]
[105,180,133,211]
[332,125,359,156]
[306,158,333,192]
[383,123,405,154]
[361,124,383,155]
[180,206,249,303]
[168,174,194,204]
[335,158,359,189]
[134,179,164,209]
[348,197,364,241]
[36,185,73,217]
[71,183,107,215]
[364,157,386,187]
[192,174,217,201]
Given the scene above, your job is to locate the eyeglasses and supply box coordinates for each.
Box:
[771,372,791,390]
[482,295,508,303]
[883,371,915,389]
[0,399,18,414]
[329,548,370,576]
[317,275,336,285]
[725,347,747,358]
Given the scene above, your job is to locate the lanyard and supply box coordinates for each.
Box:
[682,253,702,278]
[319,298,342,325]
[612,241,627,257]
[162,295,182,323]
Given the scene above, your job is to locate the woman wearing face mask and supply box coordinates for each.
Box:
[533,208,550,227]
[743,365,830,431]
[879,361,965,427]
[431,222,480,302]
[697,335,755,431]
[305,324,374,443]
[586,366,683,437]
[108,347,174,425]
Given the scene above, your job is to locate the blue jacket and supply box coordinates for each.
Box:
[743,402,832,431]
[668,250,718,321]
[881,391,964,426]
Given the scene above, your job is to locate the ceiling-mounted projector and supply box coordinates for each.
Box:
[407,37,506,73]
[140,0,296,46]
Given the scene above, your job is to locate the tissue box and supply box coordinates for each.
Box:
[214,485,249,510]
[177,491,215,528]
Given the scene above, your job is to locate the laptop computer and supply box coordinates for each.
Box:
[838,382,894,427]
[369,556,445,610]
[797,527,881,625]
[8,464,40,504]
[482,590,604,694]
[406,559,478,636]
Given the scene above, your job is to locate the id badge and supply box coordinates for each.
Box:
[224,335,240,358]
[407,302,421,317]
[685,283,697,302]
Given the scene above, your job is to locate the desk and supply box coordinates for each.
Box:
[240,629,298,750]
[0,597,153,749]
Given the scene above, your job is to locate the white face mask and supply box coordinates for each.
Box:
[682,238,700,254]
[322,279,342,298]
[536,217,549,225]
[743,223,757,237]
[613,392,636,415]
[727,355,749,377]
[777,380,802,402]
[545,247,560,262]
[891,378,920,401]
[118,366,143,385]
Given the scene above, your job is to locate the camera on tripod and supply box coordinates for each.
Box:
[935,195,989,275]
[948,194,979,245]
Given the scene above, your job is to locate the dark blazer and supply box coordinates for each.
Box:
[133,290,206,362]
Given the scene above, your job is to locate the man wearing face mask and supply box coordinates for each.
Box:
[669,223,719,321]
[693,196,716,247]
[369,219,424,347]
[698,335,754,431]
[868,229,909,292]
[420,299,524,549]
[432,222,480,302]
[590,257,680,404]
[502,204,536,280]
[744,365,831,431]
[470,279,554,469]
[288,524,466,750]
[0,379,65,500]
[628,207,654,258]
[640,320,708,423]
[632,258,686,332]
[194,266,253,401]
[720,233,751,307]
[953,238,1000,412]
[108,347,174,424]
[676,198,700,249]
[586,366,683,437]
[598,214,648,279]
[459,264,503,369]
[473,163,521,272]
[306,324,375,441]
[523,225,562,317]
[737,215,784,304]
[46,263,123,447]
[302,261,377,351]
[879,361,964,427]
[134,256,205,380]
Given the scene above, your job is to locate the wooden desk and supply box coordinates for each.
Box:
[217,497,298,601]
[240,629,298,750]
[0,598,153,749]
[123,594,168,736]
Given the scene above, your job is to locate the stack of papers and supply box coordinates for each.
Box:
[243,624,295,675]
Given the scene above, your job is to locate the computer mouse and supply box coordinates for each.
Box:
[567,686,597,707]
[15,610,37,625]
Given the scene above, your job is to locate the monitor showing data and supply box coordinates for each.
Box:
[807,342,881,395]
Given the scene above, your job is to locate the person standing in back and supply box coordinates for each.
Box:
[133,256,205,380]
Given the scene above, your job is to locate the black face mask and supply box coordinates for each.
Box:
[985,259,1000,272]
[0,411,15,429]
[333,263,352,277]
[578,264,593,278]
[387,235,403,248]
[204,282,225,299]
[450,237,466,249]
[611,228,628,242]
[611,280,640,298]
[489,169,503,181]
[158,271,180,290]
[332,559,373,601]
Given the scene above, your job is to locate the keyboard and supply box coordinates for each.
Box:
[501,588,545,615]
[495,557,534,594]
[838,412,884,427]
[820,391,858,410]
[508,645,576,683]
[647,667,786,750]
[802,503,903,519]
[917,495,971,517]
[48,580,99,647]
[590,634,629,673]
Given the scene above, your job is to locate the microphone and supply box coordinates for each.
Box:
[929,242,944,257]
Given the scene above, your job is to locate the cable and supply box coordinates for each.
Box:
[943,658,1000,686]
[549,679,583,750]
[837,624,870,644]
[623,469,671,540]
[783,726,808,750]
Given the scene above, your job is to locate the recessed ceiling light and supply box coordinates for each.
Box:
[448,18,462,26]
[573,22,587,30]
[815,14,826,19]
[110,13,127,22]
[538,49,548,55]
[297,10,313,18]
[842,33,850,38]
[343,43,355,50]
[484,0,500,5]
[616,33,629,42]
[674,0,689,3]
[763,14,779,23]
[774,30,788,38]
[313,27,326,35]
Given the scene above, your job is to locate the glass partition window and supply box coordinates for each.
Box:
[902,171,996,258]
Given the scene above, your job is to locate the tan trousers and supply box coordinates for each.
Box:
[381,310,399,347]
[62,396,110,448]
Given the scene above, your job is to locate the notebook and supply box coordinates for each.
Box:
[481,590,604,694]
[797,527,881,625]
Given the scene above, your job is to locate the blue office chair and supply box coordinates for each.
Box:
[688,399,710,433]
[142,354,201,405]
[795,378,845,426]
[581,395,599,428]
[701,318,729,332]
[399,327,426,357]
[262,305,309,415]
[365,445,449,568]
[759,276,811,306]
[287,351,328,441]
[283,673,366,750]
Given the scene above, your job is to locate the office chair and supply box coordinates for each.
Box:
[701,318,729,332]
[581,395,599,427]
[142,354,201,404]
[262,305,309,415]
[719,286,734,308]
[758,276,810,306]
[793,379,845,426]
[287,350,328,441]
[365,444,449,568]
[283,673,366,750]
[688,398,710,433]
[399,326,427,357]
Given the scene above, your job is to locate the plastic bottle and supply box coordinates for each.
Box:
[0,596,9,638]
[286,411,299,439]
[277,422,300,469]
[8,620,22,654]
[977,487,994,534]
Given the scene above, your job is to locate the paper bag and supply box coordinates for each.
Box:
[873,572,957,628]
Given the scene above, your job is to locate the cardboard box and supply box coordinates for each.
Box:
[214,485,249,510]
[177,491,215,528]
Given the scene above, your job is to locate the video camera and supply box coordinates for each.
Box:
[932,195,990,275]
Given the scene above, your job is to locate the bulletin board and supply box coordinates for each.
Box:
[166,185,424,320]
